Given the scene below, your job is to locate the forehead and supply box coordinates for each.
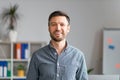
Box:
[50,16,68,23]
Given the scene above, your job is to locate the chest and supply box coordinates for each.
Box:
[37,53,79,80]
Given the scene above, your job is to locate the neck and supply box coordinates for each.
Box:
[51,39,67,55]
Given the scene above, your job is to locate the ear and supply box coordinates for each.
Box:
[48,26,50,32]
[67,25,70,32]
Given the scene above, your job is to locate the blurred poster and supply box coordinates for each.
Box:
[103,28,120,74]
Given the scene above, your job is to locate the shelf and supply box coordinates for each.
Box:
[13,59,29,62]
[0,42,47,80]
[0,59,11,61]
[0,77,11,79]
[13,76,26,79]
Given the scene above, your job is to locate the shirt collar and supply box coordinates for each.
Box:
[48,41,70,51]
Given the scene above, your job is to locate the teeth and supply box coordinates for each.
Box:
[56,32,60,34]
[55,32,61,34]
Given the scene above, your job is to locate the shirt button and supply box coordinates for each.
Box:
[57,74,59,77]
[57,63,59,66]
[55,52,57,55]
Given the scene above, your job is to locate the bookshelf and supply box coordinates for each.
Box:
[0,41,47,80]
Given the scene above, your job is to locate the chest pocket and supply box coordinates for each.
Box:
[39,63,56,79]
[64,65,78,80]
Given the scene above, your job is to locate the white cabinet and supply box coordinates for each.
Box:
[0,41,46,80]
[88,75,119,80]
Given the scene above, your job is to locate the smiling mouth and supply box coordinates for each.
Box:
[54,31,61,35]
[55,32,61,35]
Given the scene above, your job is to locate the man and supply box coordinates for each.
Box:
[26,10,88,80]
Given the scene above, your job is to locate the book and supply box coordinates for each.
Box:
[21,43,29,59]
[3,61,7,77]
[7,61,11,77]
[0,61,3,77]
[0,61,8,77]
[15,43,21,59]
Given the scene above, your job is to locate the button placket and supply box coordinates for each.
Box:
[57,60,60,77]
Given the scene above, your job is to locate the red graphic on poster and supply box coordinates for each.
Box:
[107,38,112,44]
[115,64,120,69]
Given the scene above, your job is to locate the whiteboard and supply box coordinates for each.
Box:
[103,28,120,74]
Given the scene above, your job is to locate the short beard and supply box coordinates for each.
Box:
[50,34,63,42]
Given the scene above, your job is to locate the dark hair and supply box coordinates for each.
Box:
[48,10,70,26]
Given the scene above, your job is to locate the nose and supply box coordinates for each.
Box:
[56,24,61,30]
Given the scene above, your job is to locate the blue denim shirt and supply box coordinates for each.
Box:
[26,43,88,80]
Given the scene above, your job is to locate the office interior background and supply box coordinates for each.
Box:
[0,0,120,76]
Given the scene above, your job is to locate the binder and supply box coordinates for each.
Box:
[15,43,21,59]
[3,61,7,77]
[21,43,29,59]
[0,61,3,77]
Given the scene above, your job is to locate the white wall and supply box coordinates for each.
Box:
[0,0,120,74]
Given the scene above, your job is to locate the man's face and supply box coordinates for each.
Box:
[48,16,70,42]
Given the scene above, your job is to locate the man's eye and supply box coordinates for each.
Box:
[50,23,57,26]
[60,24,65,26]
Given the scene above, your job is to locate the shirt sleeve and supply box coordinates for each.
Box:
[26,53,39,80]
[76,53,88,80]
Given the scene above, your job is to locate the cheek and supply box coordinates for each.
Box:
[49,27,56,31]
[49,28,55,35]
[64,30,69,36]
[48,27,53,33]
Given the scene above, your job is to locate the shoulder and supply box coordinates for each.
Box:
[68,45,84,55]
[31,45,49,57]
[67,45,86,66]
[67,45,86,60]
